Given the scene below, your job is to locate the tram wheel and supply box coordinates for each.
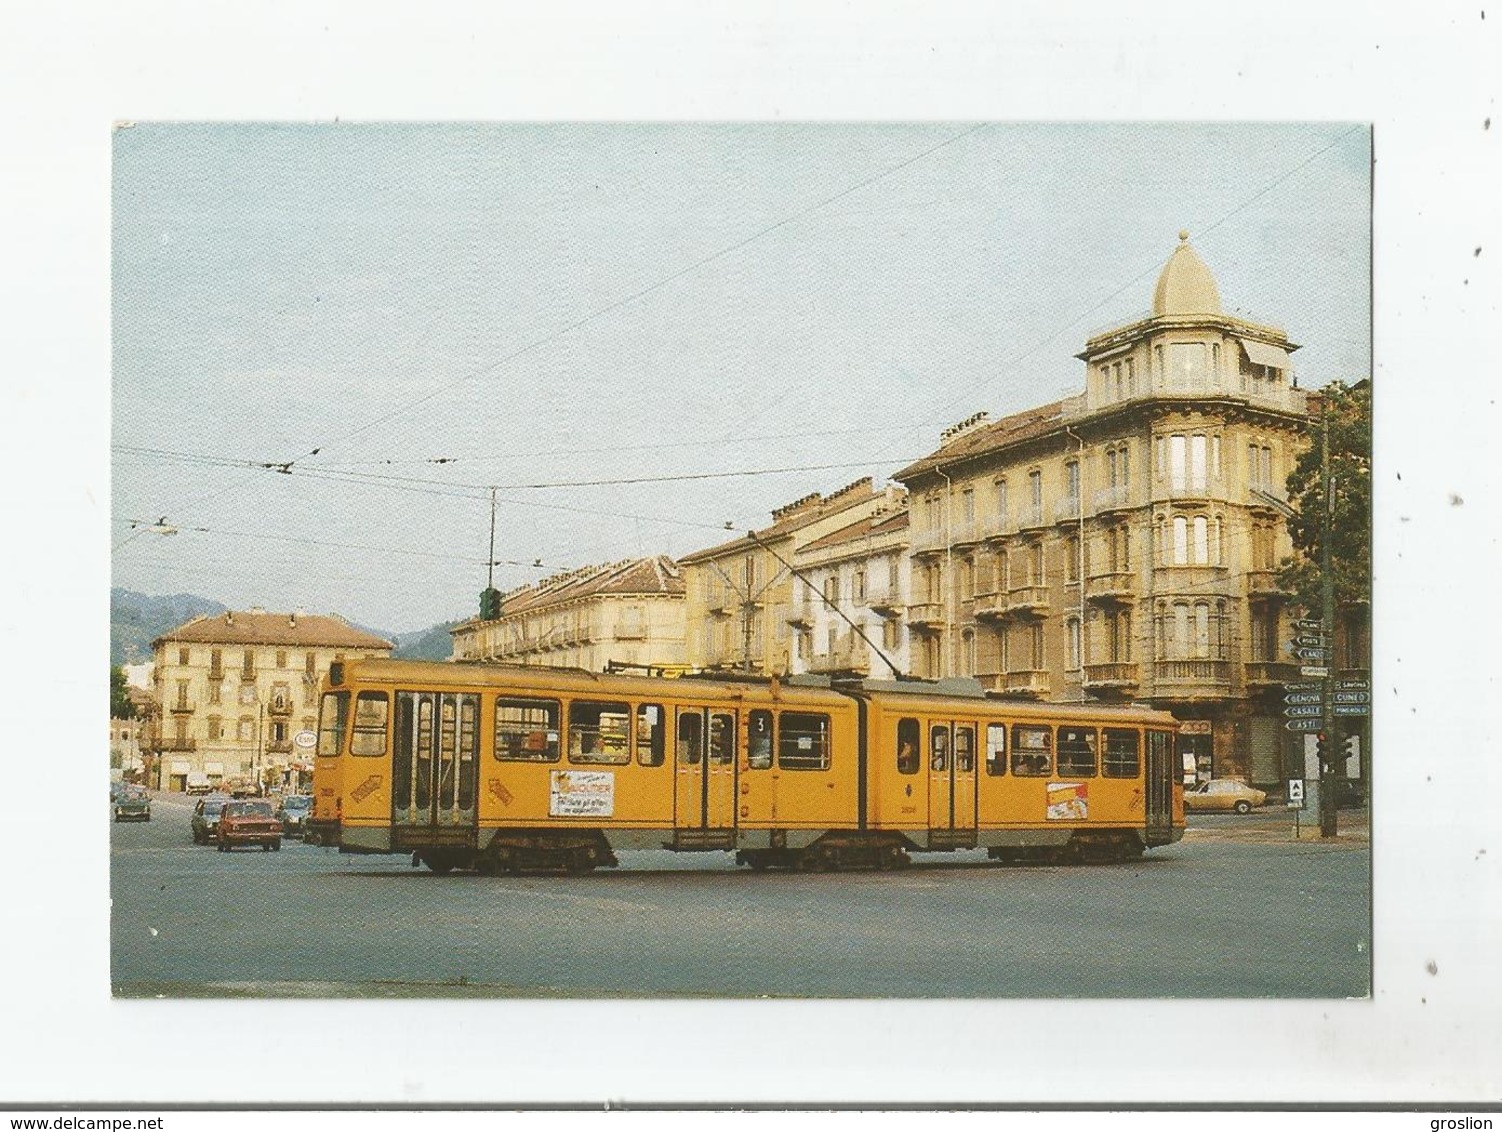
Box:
[565,848,593,876]
[423,855,456,875]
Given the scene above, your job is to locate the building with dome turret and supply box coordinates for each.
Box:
[892,233,1314,786]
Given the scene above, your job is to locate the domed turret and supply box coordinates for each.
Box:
[1152,231,1221,316]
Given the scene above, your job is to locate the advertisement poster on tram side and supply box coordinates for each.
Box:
[1046,782,1089,821]
[550,771,615,818]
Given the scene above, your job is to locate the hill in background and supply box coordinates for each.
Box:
[110,588,457,666]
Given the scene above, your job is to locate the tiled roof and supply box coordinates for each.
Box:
[893,401,1067,482]
[154,611,393,650]
[799,508,910,556]
[464,555,685,623]
[678,478,882,564]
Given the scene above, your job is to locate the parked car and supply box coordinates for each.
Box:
[185,771,213,795]
[1184,779,1268,814]
[113,788,151,822]
[190,795,232,843]
[275,794,313,839]
[216,799,282,852]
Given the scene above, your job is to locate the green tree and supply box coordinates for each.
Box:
[1278,380,1372,617]
[110,665,139,721]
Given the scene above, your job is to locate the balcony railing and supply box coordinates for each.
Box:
[909,525,948,554]
[266,739,294,754]
[207,667,225,682]
[906,602,947,629]
[268,699,293,716]
[1006,585,1050,616]
[170,701,194,715]
[1093,485,1133,513]
[865,587,902,616]
[1084,571,1136,602]
[158,736,197,752]
[809,639,871,675]
[1083,662,1140,688]
[973,594,1008,620]
[997,669,1049,696]
[1053,498,1081,524]
[1245,661,1299,686]
[1155,659,1232,685]
[1246,569,1290,597]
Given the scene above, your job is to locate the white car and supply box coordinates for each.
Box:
[1184,779,1268,814]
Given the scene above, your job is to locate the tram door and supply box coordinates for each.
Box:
[927,721,978,845]
[392,691,479,832]
[674,708,738,831]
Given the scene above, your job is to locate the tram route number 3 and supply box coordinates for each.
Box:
[550,770,615,818]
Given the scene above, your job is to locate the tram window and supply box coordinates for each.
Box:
[495,697,560,762]
[1103,728,1141,777]
[985,723,1007,776]
[955,726,975,772]
[636,704,665,766]
[778,712,830,771]
[708,713,736,764]
[1057,726,1098,776]
[748,710,773,769]
[568,701,631,764]
[677,711,703,765]
[351,692,389,757]
[930,726,949,772]
[896,718,920,775]
[1011,725,1053,776]
[317,692,349,757]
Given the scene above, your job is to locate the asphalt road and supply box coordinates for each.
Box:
[111,790,1371,999]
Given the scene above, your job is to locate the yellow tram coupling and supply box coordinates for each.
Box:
[738,833,912,873]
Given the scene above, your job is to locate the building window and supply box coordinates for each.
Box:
[1065,460,1080,507]
[1030,622,1044,669]
[207,716,222,741]
[995,479,1008,526]
[238,683,257,706]
[1110,609,1132,662]
[853,568,866,604]
[1065,535,1080,583]
[1066,616,1081,670]
[1169,434,1187,490]
[960,629,975,676]
[1029,542,1044,585]
[237,718,253,741]
[1172,516,1188,564]
[1193,515,1209,564]
[1029,469,1042,514]
[178,647,189,666]
[961,487,974,525]
[959,557,974,601]
[823,575,838,605]
[305,653,316,678]
[1190,434,1208,490]
[276,650,287,669]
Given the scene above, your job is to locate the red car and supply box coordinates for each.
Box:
[216,800,283,852]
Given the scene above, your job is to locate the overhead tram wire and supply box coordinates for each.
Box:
[276,124,992,475]
[114,127,987,542]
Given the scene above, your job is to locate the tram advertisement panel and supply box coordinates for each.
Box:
[550,770,614,818]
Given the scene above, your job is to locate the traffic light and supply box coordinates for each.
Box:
[1315,732,1328,767]
[479,587,501,621]
[1344,734,1360,761]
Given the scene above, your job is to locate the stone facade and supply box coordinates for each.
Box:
[450,556,687,674]
[148,610,392,792]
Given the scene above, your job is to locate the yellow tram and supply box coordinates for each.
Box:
[306,658,1183,873]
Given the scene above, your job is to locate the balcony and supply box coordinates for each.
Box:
[1016,506,1047,532]
[906,602,947,630]
[1083,662,1140,690]
[1085,571,1136,603]
[1246,569,1291,599]
[909,525,949,554]
[207,667,225,682]
[1005,585,1050,616]
[1154,659,1233,689]
[1245,661,1300,687]
[1154,564,1230,594]
[972,589,1008,620]
[1093,485,1133,514]
[1053,498,1081,525]
[266,739,294,755]
[158,736,197,752]
[809,639,871,675]
[991,669,1049,697]
[865,588,902,617]
[170,701,195,715]
[268,699,293,717]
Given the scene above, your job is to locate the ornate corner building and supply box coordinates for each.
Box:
[893,234,1315,785]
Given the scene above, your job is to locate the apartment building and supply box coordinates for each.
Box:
[149,609,392,792]
[893,233,1315,785]
[679,479,902,674]
[786,504,912,678]
[450,555,687,673]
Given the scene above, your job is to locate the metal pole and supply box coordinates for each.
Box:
[1319,406,1338,838]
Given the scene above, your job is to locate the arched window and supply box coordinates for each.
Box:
[1173,516,1188,564]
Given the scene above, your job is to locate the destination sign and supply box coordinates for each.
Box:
[1300,666,1330,678]
[1333,691,1370,705]
[1285,719,1323,732]
[1284,692,1322,705]
[1284,682,1322,693]
[1295,635,1329,648]
[1335,678,1371,691]
[1333,704,1370,717]
[1284,705,1322,717]
[1295,647,1329,661]
[1293,618,1325,632]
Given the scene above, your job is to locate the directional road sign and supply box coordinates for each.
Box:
[1284,705,1322,718]
[1293,618,1325,632]
[1285,718,1323,732]
[1335,678,1370,691]
[1284,682,1322,693]
[1284,692,1323,705]
[1333,704,1370,717]
[1333,691,1370,704]
[1295,647,1329,661]
[1295,635,1328,648]
[1300,666,1330,678]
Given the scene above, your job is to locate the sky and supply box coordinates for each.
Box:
[111,122,1371,633]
